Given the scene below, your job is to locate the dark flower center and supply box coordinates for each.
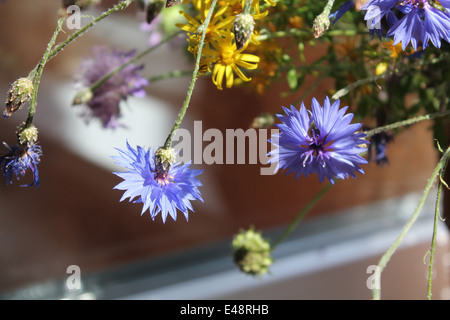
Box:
[300,128,333,168]
[153,160,173,186]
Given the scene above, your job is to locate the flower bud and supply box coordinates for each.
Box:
[232,227,273,276]
[17,124,39,147]
[155,146,176,170]
[154,147,176,185]
[233,13,255,50]
[312,13,330,38]
[375,62,388,76]
[251,113,275,129]
[4,77,33,118]
[72,87,93,105]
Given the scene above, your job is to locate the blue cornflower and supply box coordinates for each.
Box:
[112,142,203,223]
[268,97,368,184]
[0,142,42,187]
[362,0,450,50]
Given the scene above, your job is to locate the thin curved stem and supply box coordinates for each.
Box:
[364,110,450,138]
[163,0,219,149]
[147,70,192,82]
[427,178,443,300]
[372,145,450,300]
[271,183,333,250]
[47,0,135,63]
[25,0,136,127]
[26,18,65,128]
[331,54,450,103]
[89,31,183,92]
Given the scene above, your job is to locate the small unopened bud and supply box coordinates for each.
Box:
[17,124,39,147]
[375,62,388,76]
[313,13,330,38]
[233,13,255,50]
[4,77,34,118]
[155,147,176,171]
[154,147,176,185]
[232,227,273,276]
[251,113,275,129]
[72,87,93,105]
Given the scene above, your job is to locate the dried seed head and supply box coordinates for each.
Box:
[233,13,255,51]
[17,123,39,147]
[4,77,34,118]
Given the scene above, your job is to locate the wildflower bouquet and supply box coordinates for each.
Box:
[1,0,449,300]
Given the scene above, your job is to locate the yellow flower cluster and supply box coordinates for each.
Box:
[176,0,276,90]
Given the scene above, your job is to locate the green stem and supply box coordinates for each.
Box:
[427,178,443,300]
[147,70,192,82]
[243,0,252,14]
[25,0,136,127]
[271,183,333,250]
[372,146,450,300]
[364,110,450,138]
[89,31,183,92]
[331,54,450,103]
[26,18,65,128]
[163,0,219,149]
[257,28,358,42]
[46,0,135,63]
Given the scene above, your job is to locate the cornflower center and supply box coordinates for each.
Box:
[300,128,333,168]
[398,0,426,8]
[154,169,173,186]
[153,162,173,186]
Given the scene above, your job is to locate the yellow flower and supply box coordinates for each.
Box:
[221,0,270,18]
[176,4,235,44]
[191,0,213,16]
[203,31,260,90]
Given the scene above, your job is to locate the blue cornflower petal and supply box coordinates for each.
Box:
[112,142,203,223]
[329,0,355,24]
[363,0,450,50]
[422,6,450,48]
[268,97,368,184]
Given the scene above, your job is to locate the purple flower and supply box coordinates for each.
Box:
[0,142,42,187]
[74,46,149,129]
[112,142,203,223]
[268,97,368,184]
[362,0,450,50]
